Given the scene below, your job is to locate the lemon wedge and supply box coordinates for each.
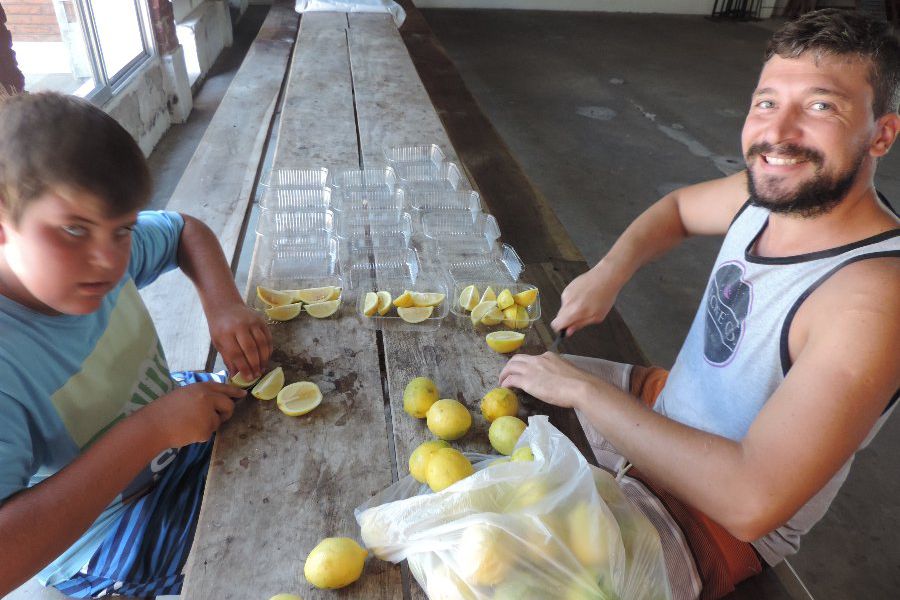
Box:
[304,299,340,318]
[410,292,445,307]
[470,300,498,325]
[513,288,538,307]
[251,367,285,400]
[363,292,379,317]
[480,304,504,326]
[294,286,339,304]
[257,285,296,307]
[502,305,529,329]
[397,306,433,323]
[458,284,480,311]
[485,331,526,353]
[277,381,322,416]
[393,290,415,308]
[265,302,304,321]
[230,372,260,388]
[327,287,342,301]
[497,289,515,310]
[480,286,497,303]
[376,290,392,315]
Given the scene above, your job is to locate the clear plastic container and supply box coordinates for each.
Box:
[259,187,332,211]
[253,274,345,319]
[399,162,467,192]
[356,276,450,331]
[383,143,445,167]
[332,188,404,212]
[255,209,336,240]
[450,280,541,330]
[445,243,524,283]
[422,211,500,240]
[406,189,482,213]
[348,247,420,288]
[263,167,329,189]
[335,210,411,240]
[256,237,340,280]
[330,167,398,194]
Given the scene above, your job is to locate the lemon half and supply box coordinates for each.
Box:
[251,366,285,400]
[277,381,323,416]
[470,300,500,326]
[304,299,340,318]
[485,331,525,353]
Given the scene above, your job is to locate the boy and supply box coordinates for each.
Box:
[0,92,272,596]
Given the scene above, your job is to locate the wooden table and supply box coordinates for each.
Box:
[179,9,806,600]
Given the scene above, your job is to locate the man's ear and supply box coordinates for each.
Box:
[870,112,900,157]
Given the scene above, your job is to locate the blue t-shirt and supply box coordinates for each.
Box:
[0,210,185,585]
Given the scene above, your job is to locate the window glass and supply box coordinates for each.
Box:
[90,0,146,81]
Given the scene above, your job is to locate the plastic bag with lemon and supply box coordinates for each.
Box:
[355,416,671,600]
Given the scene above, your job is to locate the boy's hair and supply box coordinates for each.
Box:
[766,8,900,117]
[0,92,150,224]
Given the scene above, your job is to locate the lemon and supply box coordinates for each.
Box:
[505,478,551,511]
[566,502,610,572]
[408,439,450,482]
[496,288,514,310]
[304,299,340,318]
[303,537,367,589]
[410,291,445,307]
[480,305,504,326]
[456,524,513,586]
[425,565,477,600]
[251,366,284,400]
[426,398,472,440]
[480,286,497,303]
[363,292,379,317]
[485,331,525,353]
[269,595,303,600]
[502,305,529,330]
[403,376,439,418]
[265,302,304,321]
[376,290,392,315]
[458,284,480,311]
[480,387,519,422]
[397,306,433,323]
[393,290,415,308]
[470,300,501,326]
[257,285,295,307]
[425,447,474,491]
[277,381,322,416]
[489,415,527,455]
[513,287,538,307]
[511,446,534,462]
[229,372,260,388]
[294,286,339,304]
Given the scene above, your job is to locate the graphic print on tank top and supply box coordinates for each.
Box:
[704,261,752,365]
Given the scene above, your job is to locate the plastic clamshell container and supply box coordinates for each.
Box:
[335,210,411,240]
[445,243,524,284]
[407,189,482,213]
[450,281,540,330]
[356,276,449,331]
[254,274,345,319]
[349,247,420,285]
[399,162,466,192]
[255,209,335,239]
[259,187,332,211]
[422,231,498,256]
[383,143,445,167]
[329,167,398,194]
[263,168,329,189]
[256,236,340,280]
[332,188,403,212]
[422,211,500,240]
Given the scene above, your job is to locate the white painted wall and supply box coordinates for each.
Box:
[103,58,172,156]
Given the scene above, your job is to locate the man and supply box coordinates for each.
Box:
[499,9,899,599]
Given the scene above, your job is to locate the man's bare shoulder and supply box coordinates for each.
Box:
[673,171,750,236]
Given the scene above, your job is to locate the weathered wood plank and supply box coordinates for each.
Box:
[141,0,299,372]
[181,13,401,600]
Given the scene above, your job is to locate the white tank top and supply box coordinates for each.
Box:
[654,195,899,564]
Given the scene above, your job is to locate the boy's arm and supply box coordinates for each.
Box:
[176,214,272,380]
[553,171,749,335]
[0,382,243,595]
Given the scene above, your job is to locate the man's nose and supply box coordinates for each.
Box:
[765,105,803,145]
[88,239,119,269]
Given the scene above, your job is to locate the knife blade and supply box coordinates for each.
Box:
[548,329,566,353]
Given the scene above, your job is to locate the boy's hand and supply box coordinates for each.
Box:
[551,266,621,337]
[208,303,273,381]
[143,382,247,447]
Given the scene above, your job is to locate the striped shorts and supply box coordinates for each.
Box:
[51,371,224,598]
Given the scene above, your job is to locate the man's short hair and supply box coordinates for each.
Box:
[0,92,150,224]
[765,8,900,117]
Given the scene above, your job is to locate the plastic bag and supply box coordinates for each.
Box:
[355,416,672,599]
[294,0,406,27]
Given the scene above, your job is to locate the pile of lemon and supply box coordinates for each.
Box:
[457,285,538,354]
[256,285,342,321]
[361,289,444,323]
[230,366,322,417]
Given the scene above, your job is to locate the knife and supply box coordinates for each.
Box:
[548,329,566,353]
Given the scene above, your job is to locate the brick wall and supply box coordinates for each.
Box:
[5,0,61,42]
[147,0,178,55]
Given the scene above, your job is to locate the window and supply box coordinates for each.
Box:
[10,0,153,102]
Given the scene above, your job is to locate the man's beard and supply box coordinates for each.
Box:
[745,142,865,218]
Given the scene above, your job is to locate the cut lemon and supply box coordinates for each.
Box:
[294,286,339,304]
[458,284,480,311]
[363,292,379,317]
[376,290,392,315]
[251,367,285,400]
[497,289,515,310]
[502,305,529,329]
[480,286,497,303]
[470,300,499,326]
[257,285,295,307]
[265,302,304,321]
[410,291,445,307]
[397,306,433,323]
[230,372,260,388]
[513,288,538,307]
[304,299,340,318]
[277,381,322,416]
[393,290,415,308]
[486,331,526,353]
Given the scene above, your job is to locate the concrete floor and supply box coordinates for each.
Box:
[143,7,899,600]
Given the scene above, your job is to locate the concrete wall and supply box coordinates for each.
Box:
[175,0,233,86]
[103,57,172,156]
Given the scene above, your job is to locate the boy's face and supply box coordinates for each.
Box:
[0,186,138,315]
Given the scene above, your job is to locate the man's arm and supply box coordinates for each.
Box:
[502,258,900,540]
[553,171,749,334]
[176,214,271,380]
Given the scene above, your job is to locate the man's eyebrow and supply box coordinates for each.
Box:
[752,86,851,100]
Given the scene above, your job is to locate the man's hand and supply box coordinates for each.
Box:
[208,302,272,381]
[499,352,609,409]
[551,265,621,336]
[142,381,246,448]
